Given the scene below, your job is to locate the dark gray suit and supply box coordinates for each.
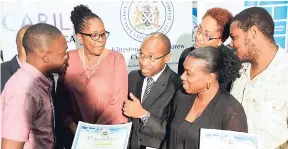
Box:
[128,65,182,149]
[1,55,20,93]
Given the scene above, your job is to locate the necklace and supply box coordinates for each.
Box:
[82,48,102,70]
[81,48,103,78]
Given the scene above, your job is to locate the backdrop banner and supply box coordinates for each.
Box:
[0,1,195,72]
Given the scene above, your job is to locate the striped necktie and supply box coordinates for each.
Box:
[142,77,155,103]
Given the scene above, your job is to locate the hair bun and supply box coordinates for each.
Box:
[218,44,242,83]
[70,5,92,25]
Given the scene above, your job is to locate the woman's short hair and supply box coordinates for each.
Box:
[203,8,233,42]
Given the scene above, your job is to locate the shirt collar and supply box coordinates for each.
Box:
[16,55,21,66]
[243,45,283,78]
[149,64,166,82]
[21,62,53,89]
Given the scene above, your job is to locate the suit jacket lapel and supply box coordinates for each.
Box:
[142,66,172,109]
[135,76,144,102]
[10,55,20,75]
[132,72,144,135]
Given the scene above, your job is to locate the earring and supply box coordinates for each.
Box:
[207,82,210,89]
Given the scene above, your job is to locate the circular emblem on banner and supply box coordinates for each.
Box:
[120,1,174,42]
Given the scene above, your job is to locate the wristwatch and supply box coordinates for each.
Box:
[140,111,150,125]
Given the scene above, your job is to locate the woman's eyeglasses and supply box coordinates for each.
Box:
[193,26,220,41]
[79,31,110,41]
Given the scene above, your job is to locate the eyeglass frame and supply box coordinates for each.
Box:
[138,49,170,62]
[193,25,221,41]
[79,31,110,41]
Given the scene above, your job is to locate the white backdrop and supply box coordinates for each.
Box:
[1,1,287,71]
[0,1,195,72]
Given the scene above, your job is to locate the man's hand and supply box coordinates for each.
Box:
[123,93,147,118]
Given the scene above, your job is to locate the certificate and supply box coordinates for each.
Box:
[200,128,259,149]
[72,121,132,149]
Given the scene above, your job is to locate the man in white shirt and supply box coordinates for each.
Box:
[229,7,288,149]
[123,32,182,149]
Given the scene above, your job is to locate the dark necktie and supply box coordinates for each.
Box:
[142,77,155,103]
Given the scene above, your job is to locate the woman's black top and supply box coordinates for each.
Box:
[163,88,248,149]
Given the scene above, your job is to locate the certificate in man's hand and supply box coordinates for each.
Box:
[200,128,259,149]
[72,121,132,149]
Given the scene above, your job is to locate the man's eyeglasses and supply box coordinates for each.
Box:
[194,26,220,41]
[137,50,170,62]
[79,31,110,41]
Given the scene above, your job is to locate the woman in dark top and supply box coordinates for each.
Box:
[164,46,247,149]
[177,8,241,91]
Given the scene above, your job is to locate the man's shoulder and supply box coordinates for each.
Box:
[270,48,288,76]
[128,69,141,78]
[0,56,19,77]
[6,68,32,85]
[277,48,288,65]
[167,68,182,87]
[0,60,12,70]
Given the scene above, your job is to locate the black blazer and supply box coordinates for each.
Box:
[1,55,20,93]
[128,65,182,149]
[164,88,247,149]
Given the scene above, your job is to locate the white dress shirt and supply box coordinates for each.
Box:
[140,64,166,149]
[230,47,288,149]
[141,65,166,102]
[16,55,21,66]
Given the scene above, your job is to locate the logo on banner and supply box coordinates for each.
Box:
[120,1,174,42]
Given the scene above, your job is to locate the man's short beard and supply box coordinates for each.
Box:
[241,35,258,63]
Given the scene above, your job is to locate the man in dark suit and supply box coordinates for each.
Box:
[1,25,31,92]
[123,32,182,149]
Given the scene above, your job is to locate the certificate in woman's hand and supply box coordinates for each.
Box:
[72,121,132,149]
[200,128,259,149]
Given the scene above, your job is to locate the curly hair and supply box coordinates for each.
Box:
[188,46,242,83]
[70,4,102,34]
[232,7,274,43]
[203,8,233,42]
